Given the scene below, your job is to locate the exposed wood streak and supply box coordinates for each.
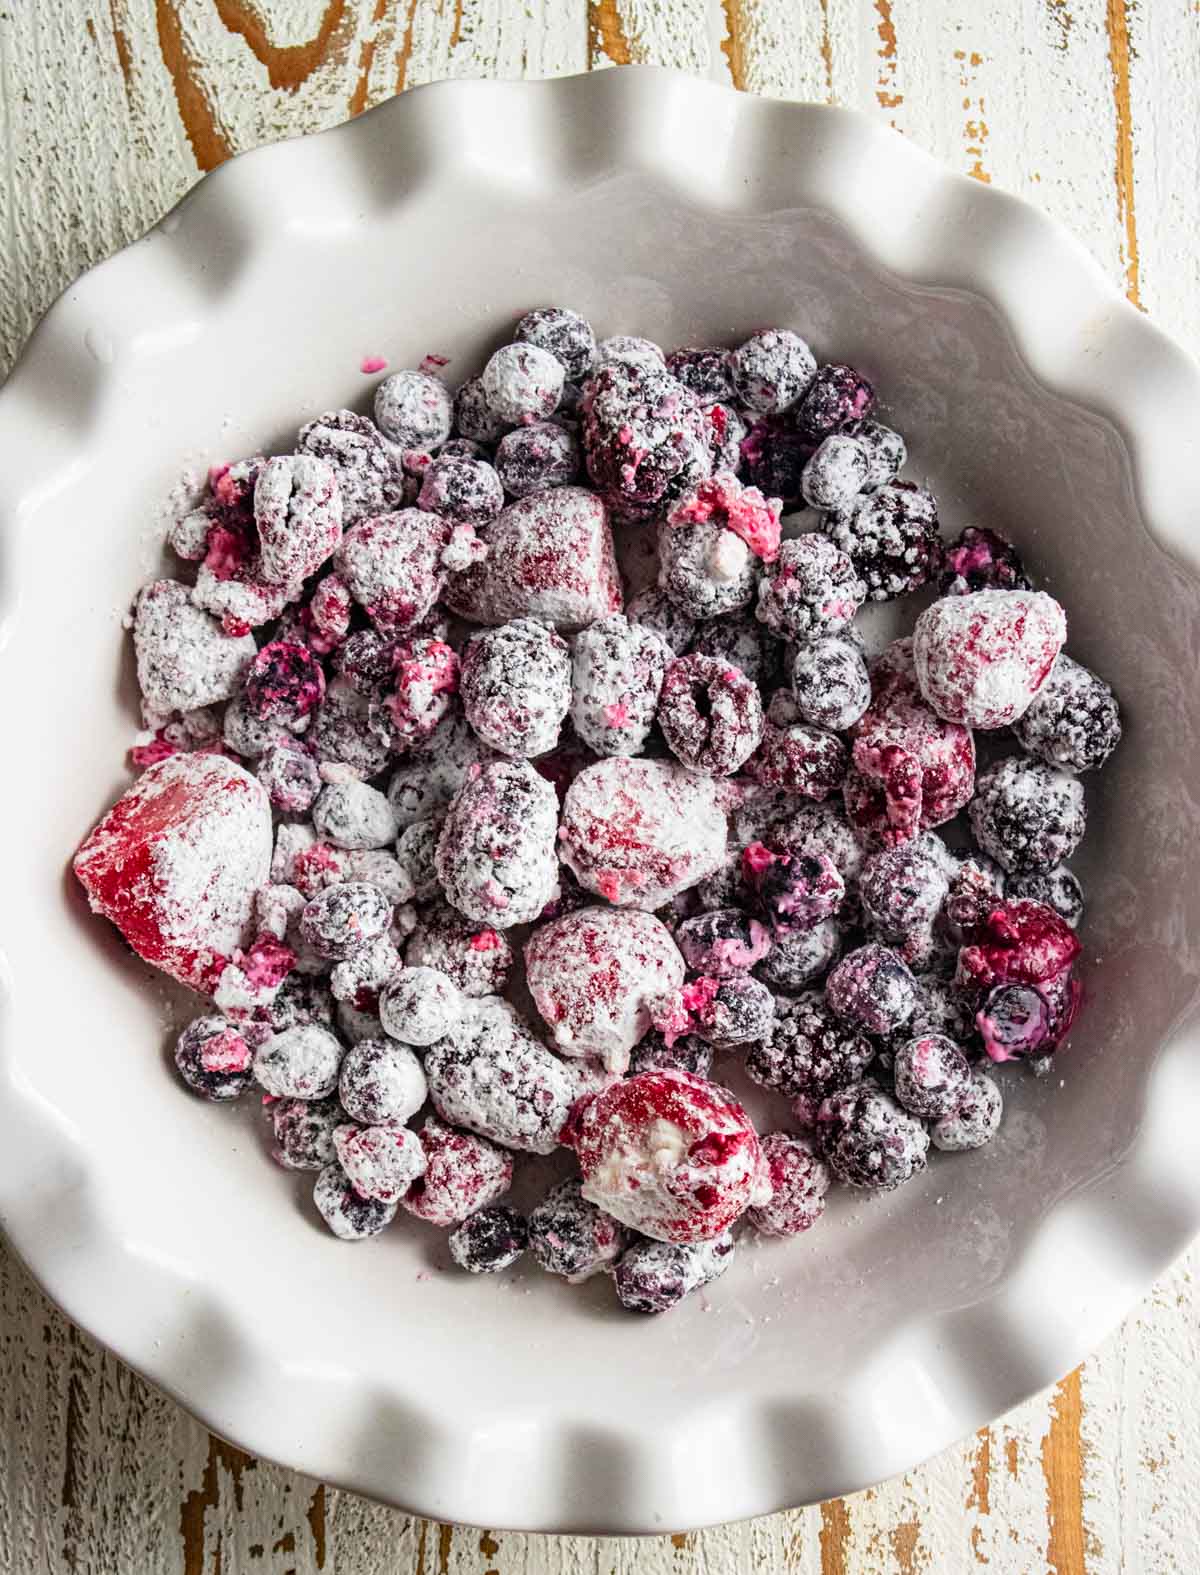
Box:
[393,0,420,91]
[720,0,747,90]
[588,0,634,67]
[670,1531,691,1549]
[1104,0,1142,305]
[819,1497,851,1575]
[1046,0,1074,50]
[307,1482,327,1568]
[874,0,903,112]
[955,47,991,182]
[211,0,350,92]
[107,0,134,92]
[449,0,465,52]
[415,1520,428,1575]
[479,1529,500,1556]
[348,0,388,116]
[179,1436,253,1575]
[889,1516,925,1573]
[1005,1435,1020,1478]
[437,1520,454,1573]
[1042,1369,1087,1575]
[818,0,835,102]
[154,0,234,171]
[968,1428,992,1515]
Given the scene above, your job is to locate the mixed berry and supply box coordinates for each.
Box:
[74,310,1120,1316]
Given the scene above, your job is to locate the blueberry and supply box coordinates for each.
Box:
[174,1015,254,1100]
[448,1205,529,1273]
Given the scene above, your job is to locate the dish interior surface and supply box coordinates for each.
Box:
[2,74,1200,1532]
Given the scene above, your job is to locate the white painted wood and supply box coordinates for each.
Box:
[2,2,1199,1569]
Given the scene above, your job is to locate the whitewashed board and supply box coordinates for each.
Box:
[2,3,1199,1570]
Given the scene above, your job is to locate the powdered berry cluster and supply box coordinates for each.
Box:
[74,311,1120,1316]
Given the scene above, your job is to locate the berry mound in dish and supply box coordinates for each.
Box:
[74,311,1120,1315]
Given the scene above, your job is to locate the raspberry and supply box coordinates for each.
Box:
[658,653,764,776]
[747,1133,831,1236]
[401,1117,512,1227]
[938,525,1030,597]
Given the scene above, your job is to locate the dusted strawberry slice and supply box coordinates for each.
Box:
[74,753,273,995]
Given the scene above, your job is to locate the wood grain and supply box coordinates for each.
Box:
[2,3,1200,1571]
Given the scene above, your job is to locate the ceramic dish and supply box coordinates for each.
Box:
[2,68,1200,1535]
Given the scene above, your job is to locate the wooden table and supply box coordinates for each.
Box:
[2,4,1198,1570]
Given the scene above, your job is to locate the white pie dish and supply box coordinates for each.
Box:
[2,66,1200,1534]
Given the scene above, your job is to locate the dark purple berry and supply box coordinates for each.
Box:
[795,362,875,441]
[816,1080,929,1191]
[495,421,580,499]
[627,1031,714,1079]
[528,1179,626,1281]
[613,1232,734,1313]
[243,641,325,726]
[666,346,737,405]
[1013,654,1121,774]
[739,417,814,505]
[515,307,597,381]
[729,329,816,415]
[417,453,504,527]
[448,1205,529,1273]
[969,758,1086,874]
[743,990,874,1123]
[823,481,940,602]
[1005,866,1083,928]
[826,943,918,1037]
[930,1070,1002,1151]
[174,1015,254,1100]
[975,984,1056,1062]
[938,525,1030,596]
[892,1033,971,1118]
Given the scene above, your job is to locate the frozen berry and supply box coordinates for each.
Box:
[743,843,844,931]
[374,369,453,454]
[406,901,513,997]
[271,1095,343,1171]
[582,361,711,523]
[956,899,1081,1016]
[394,818,442,902]
[73,753,272,995]
[850,419,906,490]
[666,470,782,562]
[1006,866,1083,928]
[386,712,492,828]
[845,642,976,847]
[377,965,461,1047]
[482,343,564,425]
[975,983,1058,1063]
[570,613,669,757]
[174,1015,254,1100]
[626,587,696,654]
[757,916,841,992]
[679,973,775,1048]
[676,909,772,977]
[417,454,504,527]
[257,740,321,814]
[755,534,865,643]
[938,526,1029,596]
[594,335,665,374]
[558,757,727,909]
[515,307,596,380]
[859,837,952,967]
[824,481,939,601]
[297,409,405,525]
[747,721,847,800]
[913,590,1067,729]
[795,362,874,440]
[337,1037,426,1124]
[666,346,736,405]
[801,434,870,511]
[133,579,256,714]
[449,1205,529,1273]
[253,1023,343,1099]
[744,990,874,1122]
[704,401,747,472]
[657,514,760,619]
[826,943,917,1037]
[930,1070,1002,1151]
[453,375,507,444]
[969,757,1086,874]
[401,1116,512,1226]
[690,613,776,688]
[312,1162,396,1239]
[892,1033,971,1119]
[627,1031,714,1079]
[614,1232,734,1312]
[333,1120,426,1203]
[445,487,621,632]
[253,455,343,589]
[1012,653,1121,773]
[525,905,685,1072]
[564,1070,770,1243]
[312,781,398,851]
[335,510,468,635]
[425,998,574,1155]
[747,1133,831,1236]
[658,653,764,776]
[739,417,813,505]
[377,635,461,756]
[460,619,571,759]
[729,329,816,415]
[529,1179,627,1281]
[817,1080,928,1191]
[300,883,392,961]
[495,421,580,498]
[790,635,871,731]
[436,759,559,927]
